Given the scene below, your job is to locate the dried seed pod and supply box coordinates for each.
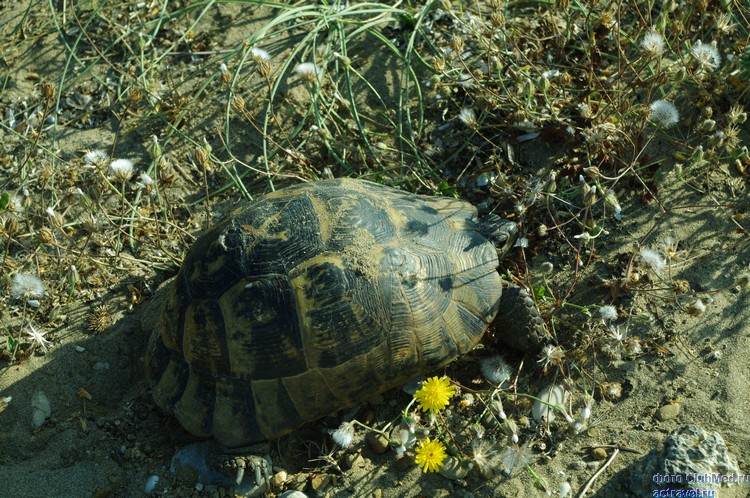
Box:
[41,82,56,101]
[38,227,54,244]
[598,381,623,400]
[87,305,113,334]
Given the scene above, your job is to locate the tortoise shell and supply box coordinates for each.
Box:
[145,178,507,447]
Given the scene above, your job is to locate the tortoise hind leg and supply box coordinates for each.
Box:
[492,284,547,351]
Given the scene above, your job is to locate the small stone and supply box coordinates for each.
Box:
[291,473,307,491]
[590,447,607,460]
[31,391,51,428]
[271,470,288,488]
[278,491,308,498]
[656,403,680,421]
[310,474,331,493]
[372,489,382,498]
[344,452,365,469]
[632,425,739,494]
[92,488,112,498]
[394,453,415,471]
[438,456,469,480]
[144,475,159,494]
[365,432,389,454]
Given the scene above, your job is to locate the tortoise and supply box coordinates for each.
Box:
[144,178,543,481]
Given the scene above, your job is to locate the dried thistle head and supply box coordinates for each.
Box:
[87,304,113,334]
[537,344,566,374]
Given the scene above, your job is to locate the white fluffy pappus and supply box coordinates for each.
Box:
[640,248,666,274]
[691,40,721,70]
[480,355,512,385]
[108,159,134,181]
[295,62,321,81]
[640,31,665,58]
[330,421,355,448]
[598,305,618,321]
[649,100,679,128]
[11,273,45,300]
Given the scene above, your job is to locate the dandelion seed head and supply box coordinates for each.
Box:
[640,248,666,274]
[458,107,477,128]
[83,149,110,168]
[471,438,499,477]
[109,159,134,182]
[691,298,706,315]
[250,47,271,63]
[480,355,512,385]
[649,100,679,128]
[136,172,154,189]
[640,31,665,58]
[330,421,355,448]
[537,344,566,372]
[598,305,618,321]
[295,62,320,82]
[607,325,627,344]
[500,444,533,476]
[691,40,721,71]
[11,273,45,300]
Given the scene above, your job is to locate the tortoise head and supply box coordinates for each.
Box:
[478,214,519,259]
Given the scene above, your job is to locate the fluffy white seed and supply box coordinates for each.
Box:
[11,273,45,300]
[640,248,666,274]
[295,62,320,81]
[250,47,271,62]
[458,107,477,128]
[598,305,618,321]
[480,355,512,385]
[640,31,665,58]
[330,421,355,448]
[691,40,721,70]
[649,100,679,128]
[109,159,134,181]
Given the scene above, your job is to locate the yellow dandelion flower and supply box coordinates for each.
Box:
[414,376,455,413]
[415,437,447,473]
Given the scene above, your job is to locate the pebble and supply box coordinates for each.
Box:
[656,402,681,421]
[310,474,331,493]
[344,452,365,469]
[365,432,389,454]
[278,491,308,498]
[31,391,51,428]
[394,454,415,471]
[372,489,382,498]
[590,447,608,461]
[144,475,159,494]
[291,473,307,491]
[439,456,469,480]
[271,470,287,488]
